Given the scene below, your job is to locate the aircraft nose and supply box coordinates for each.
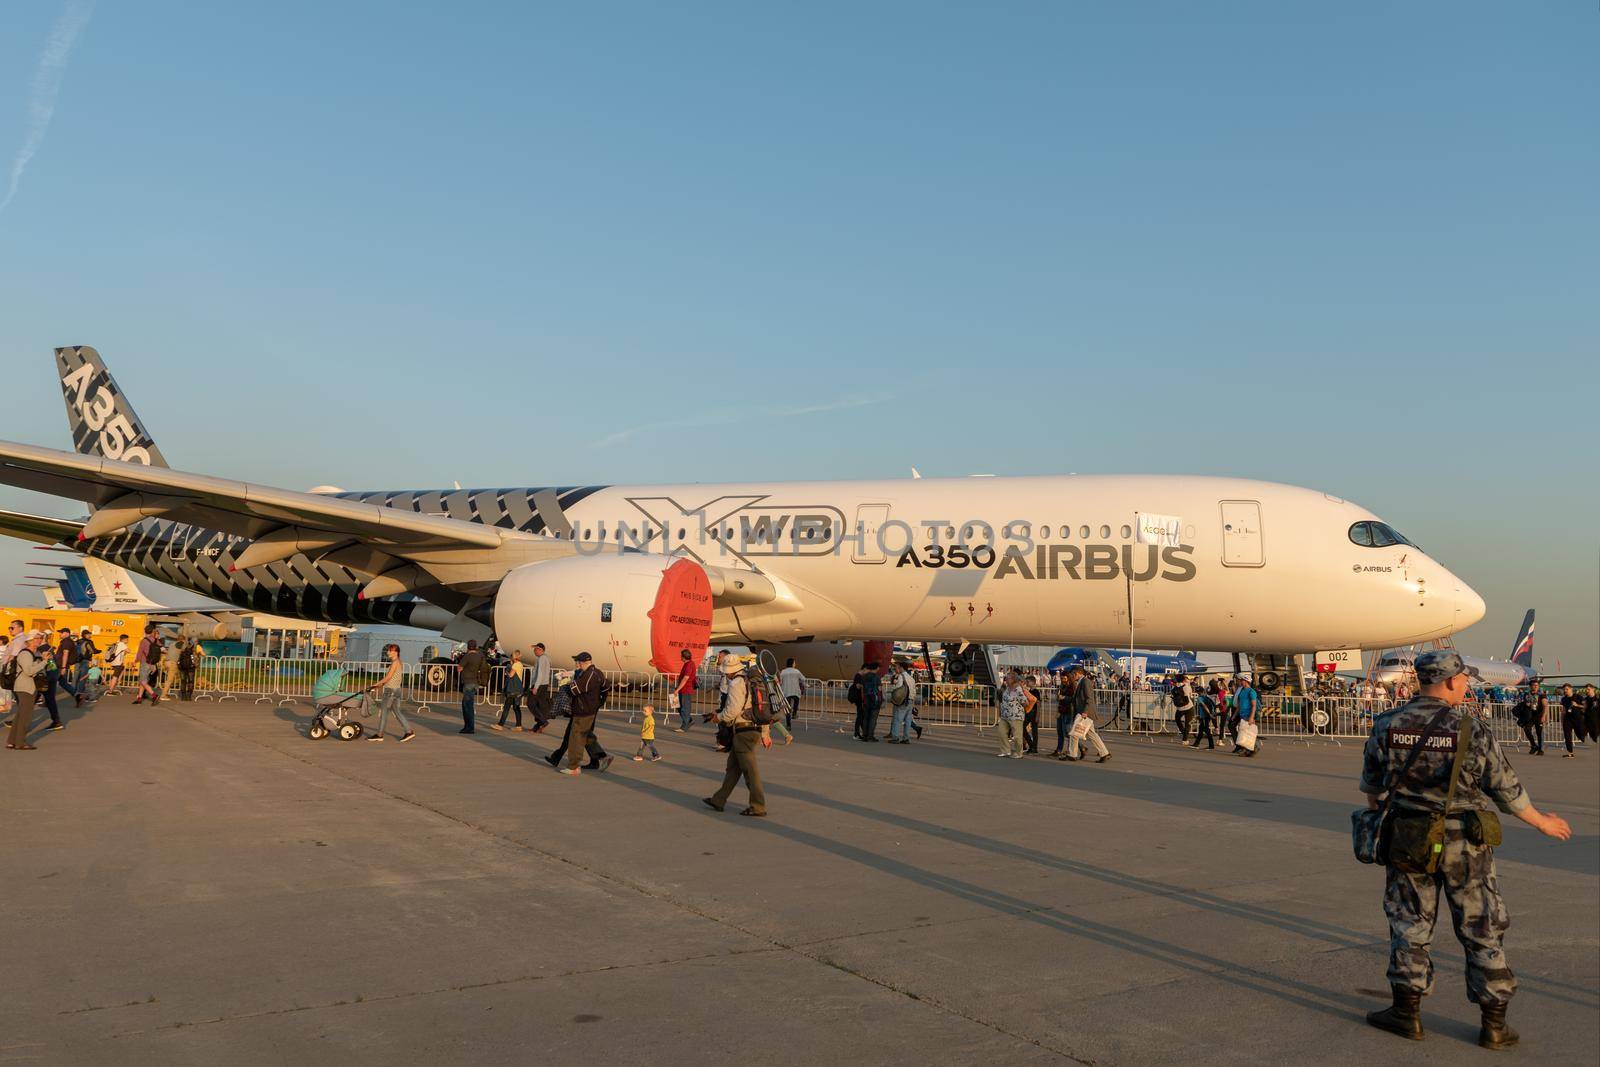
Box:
[1456,581,1487,630]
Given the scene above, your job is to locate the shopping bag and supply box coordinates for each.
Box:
[1236,720,1259,752]
[1070,714,1092,740]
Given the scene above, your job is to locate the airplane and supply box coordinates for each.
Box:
[16,581,73,609]
[1046,647,1206,676]
[24,547,247,639]
[22,558,95,609]
[77,555,247,640]
[1372,609,1537,689]
[0,346,1488,676]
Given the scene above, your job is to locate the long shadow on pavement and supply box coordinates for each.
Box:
[776,724,1600,877]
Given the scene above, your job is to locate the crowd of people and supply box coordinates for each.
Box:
[404,644,1600,789]
[1,621,203,750]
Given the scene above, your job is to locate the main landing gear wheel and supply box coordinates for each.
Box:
[308,723,329,740]
[338,722,361,741]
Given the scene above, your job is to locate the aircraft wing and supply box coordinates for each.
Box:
[0,440,502,548]
[0,506,83,545]
[0,439,574,597]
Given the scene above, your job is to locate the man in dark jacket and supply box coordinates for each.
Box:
[177,639,200,701]
[1061,666,1110,762]
[856,663,884,741]
[72,629,97,701]
[554,652,612,776]
[457,639,486,734]
[54,628,83,707]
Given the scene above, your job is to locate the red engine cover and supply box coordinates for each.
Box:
[646,558,713,675]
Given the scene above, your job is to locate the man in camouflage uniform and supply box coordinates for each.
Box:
[1360,650,1572,1050]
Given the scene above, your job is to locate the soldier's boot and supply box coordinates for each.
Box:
[1477,1002,1518,1051]
[1366,986,1425,1041]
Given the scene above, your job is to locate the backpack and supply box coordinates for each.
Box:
[745,677,777,726]
[847,680,863,706]
[889,675,911,707]
[179,647,198,671]
[861,672,883,707]
[0,654,18,690]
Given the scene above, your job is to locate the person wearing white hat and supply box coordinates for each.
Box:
[6,632,48,750]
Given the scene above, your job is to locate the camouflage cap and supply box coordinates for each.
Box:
[1415,649,1481,685]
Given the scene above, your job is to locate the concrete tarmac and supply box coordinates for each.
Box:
[3,694,1596,1065]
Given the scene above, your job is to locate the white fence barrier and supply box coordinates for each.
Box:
[187,657,1554,748]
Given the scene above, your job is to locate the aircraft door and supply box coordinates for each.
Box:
[167,523,193,562]
[852,504,891,564]
[1219,500,1264,567]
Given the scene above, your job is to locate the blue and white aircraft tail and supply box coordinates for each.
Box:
[1047,647,1206,676]
[1508,609,1535,669]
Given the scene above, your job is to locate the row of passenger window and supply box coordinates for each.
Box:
[549,522,1141,543]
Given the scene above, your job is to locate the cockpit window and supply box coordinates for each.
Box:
[1349,521,1417,550]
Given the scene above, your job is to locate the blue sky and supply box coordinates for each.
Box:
[0,1,1594,673]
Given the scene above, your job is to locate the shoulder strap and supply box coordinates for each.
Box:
[1376,705,1453,822]
[1442,714,1474,817]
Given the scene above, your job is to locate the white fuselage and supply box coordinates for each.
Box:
[1374,652,1531,689]
[535,474,1484,653]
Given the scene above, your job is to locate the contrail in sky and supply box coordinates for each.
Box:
[0,0,94,217]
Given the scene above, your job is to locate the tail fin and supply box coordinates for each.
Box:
[55,346,168,467]
[1508,609,1535,668]
[59,566,95,609]
[82,556,164,610]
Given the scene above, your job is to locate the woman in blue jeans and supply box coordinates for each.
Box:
[367,644,415,743]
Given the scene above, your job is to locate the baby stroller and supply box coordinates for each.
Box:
[307,667,373,740]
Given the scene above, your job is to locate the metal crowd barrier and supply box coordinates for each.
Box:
[185,657,1555,750]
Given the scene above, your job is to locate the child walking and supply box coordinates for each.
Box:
[634,704,663,762]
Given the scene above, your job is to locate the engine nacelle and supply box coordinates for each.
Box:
[492,554,712,676]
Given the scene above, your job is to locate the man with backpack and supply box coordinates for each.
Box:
[5,631,48,750]
[132,630,164,706]
[703,656,769,816]
[850,661,883,741]
[1189,680,1218,750]
[1170,673,1196,743]
[72,629,96,700]
[1,620,29,729]
[1512,685,1544,755]
[53,627,83,707]
[1359,651,1570,1049]
[104,634,129,695]
[177,638,201,701]
[885,660,917,744]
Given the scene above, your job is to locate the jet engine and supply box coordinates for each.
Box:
[492,554,712,676]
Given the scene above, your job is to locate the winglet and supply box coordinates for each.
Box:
[55,346,169,468]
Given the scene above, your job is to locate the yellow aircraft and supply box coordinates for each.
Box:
[0,604,156,653]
